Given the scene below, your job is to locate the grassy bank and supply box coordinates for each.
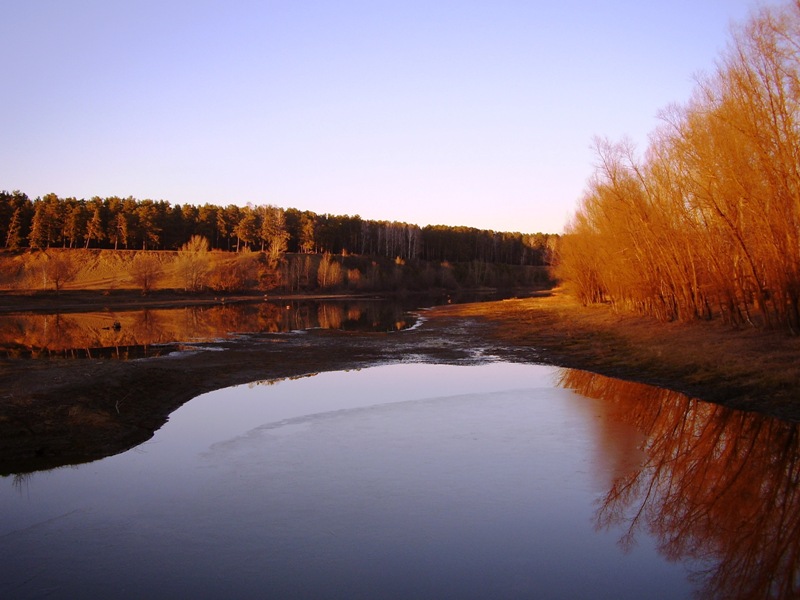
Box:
[434,290,800,421]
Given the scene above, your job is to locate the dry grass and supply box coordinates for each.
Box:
[435,289,800,420]
[0,249,244,292]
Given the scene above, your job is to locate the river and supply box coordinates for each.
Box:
[2,361,797,598]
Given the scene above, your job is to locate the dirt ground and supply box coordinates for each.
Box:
[1,288,798,476]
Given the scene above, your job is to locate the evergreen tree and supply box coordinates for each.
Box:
[5,207,22,250]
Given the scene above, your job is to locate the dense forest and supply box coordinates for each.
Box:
[557,1,800,334]
[0,190,556,267]
[0,190,556,294]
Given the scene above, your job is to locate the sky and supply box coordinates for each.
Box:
[1,0,758,234]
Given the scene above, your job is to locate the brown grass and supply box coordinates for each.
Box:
[434,289,800,420]
[0,249,245,292]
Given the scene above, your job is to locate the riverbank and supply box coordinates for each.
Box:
[1,289,798,475]
[435,291,800,420]
[0,288,379,315]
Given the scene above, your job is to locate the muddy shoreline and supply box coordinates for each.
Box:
[2,290,799,476]
[0,310,506,475]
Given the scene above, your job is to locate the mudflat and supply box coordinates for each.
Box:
[1,289,798,475]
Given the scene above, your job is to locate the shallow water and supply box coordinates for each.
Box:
[0,298,419,359]
[2,362,798,598]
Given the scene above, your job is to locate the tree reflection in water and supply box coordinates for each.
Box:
[558,369,800,599]
[0,300,413,358]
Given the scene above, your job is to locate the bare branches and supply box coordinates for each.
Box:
[559,2,800,333]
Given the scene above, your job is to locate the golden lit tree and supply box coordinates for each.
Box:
[558,2,800,333]
[176,235,211,292]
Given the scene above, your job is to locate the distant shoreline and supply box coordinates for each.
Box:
[0,288,388,315]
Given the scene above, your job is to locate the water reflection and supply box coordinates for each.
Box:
[2,361,796,598]
[559,369,800,600]
[0,363,694,599]
[0,299,413,358]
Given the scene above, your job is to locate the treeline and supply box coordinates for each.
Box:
[557,1,800,333]
[0,245,552,295]
[0,191,556,267]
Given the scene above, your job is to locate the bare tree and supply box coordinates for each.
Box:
[42,251,80,294]
[557,3,800,333]
[316,253,342,289]
[130,252,163,294]
[177,235,211,292]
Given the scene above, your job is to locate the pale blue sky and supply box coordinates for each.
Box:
[1,1,756,233]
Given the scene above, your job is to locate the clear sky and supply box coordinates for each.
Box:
[1,0,757,234]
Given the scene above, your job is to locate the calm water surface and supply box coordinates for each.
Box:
[0,297,423,359]
[2,363,798,599]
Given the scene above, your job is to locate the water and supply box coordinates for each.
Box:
[0,292,507,358]
[2,363,798,598]
[0,298,419,359]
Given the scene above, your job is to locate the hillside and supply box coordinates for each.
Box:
[0,248,551,295]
